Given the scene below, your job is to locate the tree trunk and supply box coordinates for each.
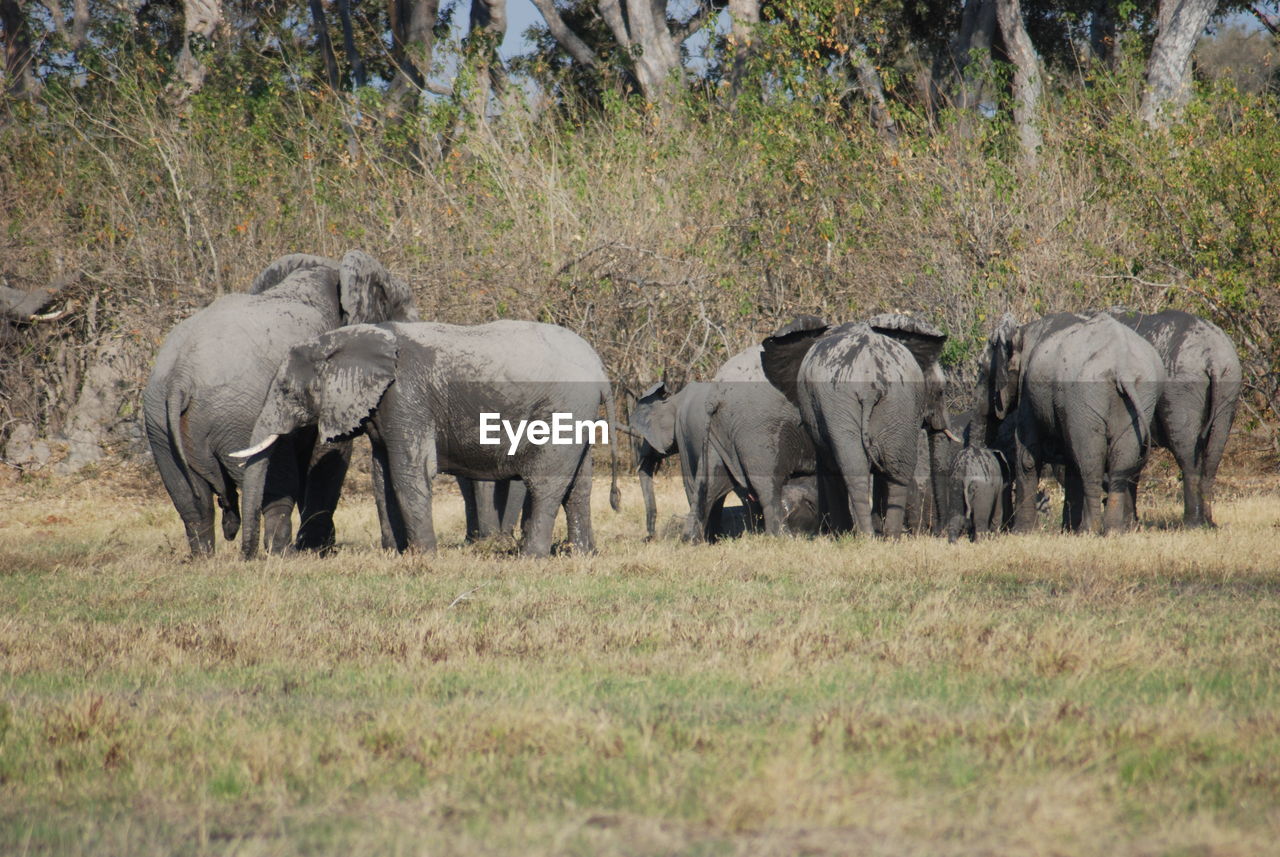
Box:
[949,0,997,112]
[727,0,760,90]
[467,0,508,117]
[1,0,39,99]
[337,0,367,88]
[1139,0,1218,127]
[851,48,898,138]
[599,0,682,103]
[388,0,444,115]
[995,0,1043,164]
[309,0,342,90]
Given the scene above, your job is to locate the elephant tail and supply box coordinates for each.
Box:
[604,384,621,512]
[1115,376,1153,452]
[165,387,193,476]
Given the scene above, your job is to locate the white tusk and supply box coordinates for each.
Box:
[944,429,961,443]
[229,434,280,460]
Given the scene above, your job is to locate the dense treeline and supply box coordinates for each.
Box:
[0,0,1278,467]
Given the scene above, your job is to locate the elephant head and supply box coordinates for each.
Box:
[233,325,400,558]
[250,250,418,325]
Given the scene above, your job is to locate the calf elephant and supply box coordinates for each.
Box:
[945,445,1006,543]
[631,380,743,541]
[975,312,1166,534]
[143,251,417,557]
[761,314,951,536]
[234,321,620,558]
[1108,308,1241,527]
[695,367,819,539]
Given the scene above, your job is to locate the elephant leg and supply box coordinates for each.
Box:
[828,442,874,536]
[457,476,481,542]
[879,477,910,538]
[474,480,504,539]
[386,445,435,554]
[521,478,569,558]
[259,437,302,554]
[296,437,351,554]
[1198,405,1235,529]
[563,452,595,554]
[693,455,734,543]
[754,476,785,537]
[1073,450,1106,536]
[151,439,216,556]
[371,441,406,551]
[974,489,997,539]
[183,477,217,556]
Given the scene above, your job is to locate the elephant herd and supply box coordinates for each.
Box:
[144,250,1243,561]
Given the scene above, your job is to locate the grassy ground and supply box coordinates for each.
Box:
[1,447,1278,856]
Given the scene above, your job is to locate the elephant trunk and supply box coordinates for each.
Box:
[240,447,271,559]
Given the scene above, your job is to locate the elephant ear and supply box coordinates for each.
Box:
[313,325,400,443]
[249,254,340,295]
[868,314,949,431]
[632,381,678,454]
[339,250,419,324]
[761,317,830,407]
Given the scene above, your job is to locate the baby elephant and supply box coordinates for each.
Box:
[946,446,1006,543]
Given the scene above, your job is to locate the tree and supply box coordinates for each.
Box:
[1139,0,1220,127]
[530,0,725,104]
[995,0,1043,163]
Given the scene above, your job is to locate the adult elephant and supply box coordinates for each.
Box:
[1107,308,1241,527]
[142,251,417,557]
[975,312,1166,534]
[233,321,620,558]
[761,314,951,537]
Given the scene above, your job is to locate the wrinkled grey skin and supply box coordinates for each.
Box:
[237,321,620,558]
[946,445,1005,542]
[976,312,1166,534]
[762,314,950,537]
[457,477,528,541]
[142,251,417,557]
[696,351,819,540]
[1107,309,1242,527]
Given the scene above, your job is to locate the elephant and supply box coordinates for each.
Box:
[945,445,1006,543]
[631,339,821,543]
[1107,308,1242,527]
[233,321,620,558]
[974,312,1166,534]
[761,314,951,537]
[631,380,742,541]
[694,357,819,539]
[142,251,417,557]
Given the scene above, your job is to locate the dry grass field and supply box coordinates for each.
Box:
[1,443,1278,856]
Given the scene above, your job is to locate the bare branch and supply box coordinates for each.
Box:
[673,0,728,44]
[530,0,600,67]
